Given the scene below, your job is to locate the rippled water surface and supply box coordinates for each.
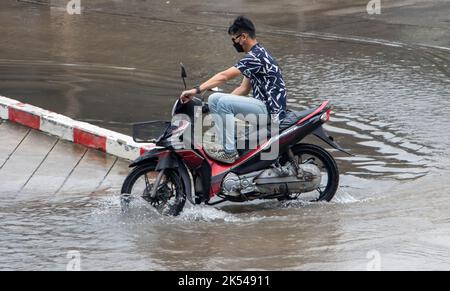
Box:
[1,0,450,270]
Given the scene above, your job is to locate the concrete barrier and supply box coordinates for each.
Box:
[0,96,155,161]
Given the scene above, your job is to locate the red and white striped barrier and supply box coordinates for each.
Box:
[0,96,155,160]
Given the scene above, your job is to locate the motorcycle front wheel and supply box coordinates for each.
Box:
[121,163,186,216]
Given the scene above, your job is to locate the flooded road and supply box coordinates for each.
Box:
[0,0,449,270]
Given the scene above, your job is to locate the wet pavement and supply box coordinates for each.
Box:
[0,0,449,270]
[0,120,129,196]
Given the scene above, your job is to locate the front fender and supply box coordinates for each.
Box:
[129,148,165,168]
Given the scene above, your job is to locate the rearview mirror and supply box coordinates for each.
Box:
[180,62,187,89]
[180,63,187,78]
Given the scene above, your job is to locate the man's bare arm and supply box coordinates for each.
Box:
[231,77,251,96]
[199,67,241,92]
[180,66,242,102]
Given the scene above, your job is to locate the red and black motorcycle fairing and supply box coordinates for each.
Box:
[129,100,346,204]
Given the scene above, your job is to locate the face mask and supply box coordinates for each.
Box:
[232,40,244,53]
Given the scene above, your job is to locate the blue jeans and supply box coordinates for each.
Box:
[208,93,268,153]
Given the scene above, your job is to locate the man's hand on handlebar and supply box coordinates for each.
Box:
[179,89,197,104]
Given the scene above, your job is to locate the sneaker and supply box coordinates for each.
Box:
[211,149,239,164]
[204,142,222,153]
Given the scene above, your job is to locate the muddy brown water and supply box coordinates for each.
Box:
[0,0,449,270]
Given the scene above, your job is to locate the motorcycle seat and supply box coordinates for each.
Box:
[279,109,316,131]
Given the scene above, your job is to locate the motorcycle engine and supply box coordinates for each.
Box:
[221,162,322,197]
[222,173,242,197]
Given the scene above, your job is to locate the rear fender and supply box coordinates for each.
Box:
[313,126,352,156]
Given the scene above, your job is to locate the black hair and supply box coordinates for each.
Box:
[228,16,256,38]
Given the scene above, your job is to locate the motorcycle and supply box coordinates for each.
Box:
[120,64,350,215]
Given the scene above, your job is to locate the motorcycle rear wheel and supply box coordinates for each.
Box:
[291,143,339,202]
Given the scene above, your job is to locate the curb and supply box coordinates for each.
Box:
[0,96,155,161]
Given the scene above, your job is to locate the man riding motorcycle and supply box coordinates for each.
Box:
[179,16,287,164]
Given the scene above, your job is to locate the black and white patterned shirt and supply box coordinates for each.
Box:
[235,43,287,122]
